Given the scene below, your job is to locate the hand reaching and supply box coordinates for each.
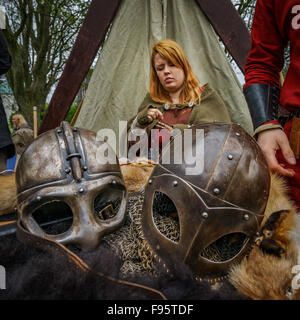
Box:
[147,108,164,123]
[257,128,296,177]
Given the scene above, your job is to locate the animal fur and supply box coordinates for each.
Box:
[229,173,300,300]
[0,233,249,300]
[0,129,34,216]
[120,162,154,193]
[1,165,299,300]
[0,161,249,300]
[0,173,17,216]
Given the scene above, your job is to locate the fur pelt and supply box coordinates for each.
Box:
[0,233,249,300]
[0,128,34,216]
[0,162,249,300]
[120,162,154,193]
[0,173,17,216]
[1,164,299,300]
[229,173,300,300]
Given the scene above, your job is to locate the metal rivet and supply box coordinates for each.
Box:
[213,188,220,195]
[173,181,178,187]
[228,154,233,160]
[235,132,241,137]
[148,179,152,184]
[57,129,62,134]
[37,196,41,201]
[202,212,208,219]
[65,168,71,174]
[73,127,77,132]
[83,166,88,171]
[79,188,84,193]
[244,214,250,221]
[111,180,117,185]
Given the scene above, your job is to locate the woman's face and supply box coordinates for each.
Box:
[154,53,185,95]
[12,117,19,127]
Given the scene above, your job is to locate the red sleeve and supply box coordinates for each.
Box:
[259,120,280,126]
[244,0,286,89]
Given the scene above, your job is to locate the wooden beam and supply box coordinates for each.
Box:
[38,0,122,134]
[194,0,251,74]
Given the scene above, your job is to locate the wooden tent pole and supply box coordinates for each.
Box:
[33,106,38,139]
[70,97,85,126]
[194,0,251,74]
[38,0,122,135]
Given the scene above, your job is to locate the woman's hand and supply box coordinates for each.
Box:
[147,108,163,122]
[257,128,296,177]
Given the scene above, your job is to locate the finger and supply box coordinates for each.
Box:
[270,164,295,177]
[147,115,154,122]
[147,108,156,118]
[277,135,296,165]
[279,163,286,168]
[154,110,164,121]
[265,150,295,177]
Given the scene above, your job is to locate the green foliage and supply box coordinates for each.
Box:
[65,104,78,123]
[8,112,14,132]
[3,0,91,126]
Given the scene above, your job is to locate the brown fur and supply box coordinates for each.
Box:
[0,173,17,215]
[229,173,299,300]
[121,163,154,193]
[260,173,297,250]
[0,128,33,216]
[2,162,299,299]
[230,245,297,300]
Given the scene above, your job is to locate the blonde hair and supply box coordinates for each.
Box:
[150,39,202,104]
[12,114,28,126]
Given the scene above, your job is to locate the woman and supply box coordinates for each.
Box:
[12,114,31,133]
[128,39,231,159]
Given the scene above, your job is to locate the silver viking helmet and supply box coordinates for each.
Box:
[16,121,127,251]
[142,123,270,281]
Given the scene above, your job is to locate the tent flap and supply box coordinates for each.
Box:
[75,0,253,147]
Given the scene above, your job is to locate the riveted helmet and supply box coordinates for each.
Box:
[16,121,127,251]
[142,123,270,281]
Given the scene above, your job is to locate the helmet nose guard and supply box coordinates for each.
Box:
[16,121,127,251]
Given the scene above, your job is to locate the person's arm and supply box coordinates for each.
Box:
[0,31,11,75]
[243,0,295,177]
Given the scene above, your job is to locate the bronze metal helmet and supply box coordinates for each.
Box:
[142,122,270,281]
[16,121,127,251]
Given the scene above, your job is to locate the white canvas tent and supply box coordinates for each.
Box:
[74,0,253,146]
